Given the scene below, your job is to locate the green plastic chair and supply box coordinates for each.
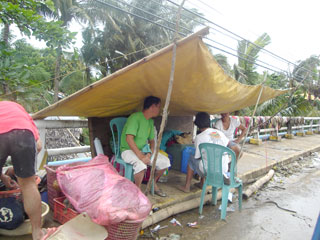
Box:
[198,143,242,220]
[210,118,220,128]
[110,117,155,195]
[110,117,134,181]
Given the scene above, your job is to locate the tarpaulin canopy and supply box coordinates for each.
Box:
[33,27,287,120]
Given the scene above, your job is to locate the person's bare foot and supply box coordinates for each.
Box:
[32,228,44,240]
[177,185,190,193]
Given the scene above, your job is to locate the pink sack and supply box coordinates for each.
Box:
[56,154,151,225]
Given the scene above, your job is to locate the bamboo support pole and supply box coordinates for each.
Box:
[142,188,236,229]
[239,73,267,157]
[243,169,274,199]
[144,0,186,196]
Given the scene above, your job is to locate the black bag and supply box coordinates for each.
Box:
[0,197,25,230]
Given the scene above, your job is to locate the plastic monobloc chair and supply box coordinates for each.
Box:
[110,117,134,181]
[198,143,242,220]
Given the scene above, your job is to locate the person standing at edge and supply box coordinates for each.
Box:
[213,112,247,160]
[120,96,171,197]
[0,101,43,240]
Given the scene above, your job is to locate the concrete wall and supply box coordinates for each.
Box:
[154,116,194,135]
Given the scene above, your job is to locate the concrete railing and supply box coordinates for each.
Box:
[34,116,320,169]
[34,118,89,169]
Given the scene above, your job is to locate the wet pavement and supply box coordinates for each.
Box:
[2,135,320,239]
[140,153,320,240]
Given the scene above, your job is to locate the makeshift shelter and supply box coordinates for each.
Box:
[33,27,286,156]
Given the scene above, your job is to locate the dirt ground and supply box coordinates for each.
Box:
[139,153,320,240]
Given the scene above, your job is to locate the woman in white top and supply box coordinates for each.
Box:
[214,112,247,160]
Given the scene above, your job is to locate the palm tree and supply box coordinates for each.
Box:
[234,33,271,85]
[38,0,95,102]
[214,54,232,76]
[86,0,204,75]
[80,27,100,84]
[292,55,320,101]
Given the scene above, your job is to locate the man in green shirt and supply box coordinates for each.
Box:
[121,96,170,197]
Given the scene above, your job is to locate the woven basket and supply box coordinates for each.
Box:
[106,220,142,240]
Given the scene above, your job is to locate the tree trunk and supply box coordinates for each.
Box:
[1,23,10,95]
[54,46,62,102]
[85,66,91,85]
[2,23,9,44]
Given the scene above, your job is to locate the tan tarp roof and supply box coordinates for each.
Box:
[33,27,286,120]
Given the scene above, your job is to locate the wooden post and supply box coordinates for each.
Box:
[269,117,281,141]
[296,117,305,137]
[316,119,320,134]
[285,117,294,139]
[145,0,187,196]
[243,169,274,199]
[243,73,268,149]
[306,119,313,135]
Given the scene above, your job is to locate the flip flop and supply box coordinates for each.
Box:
[154,189,167,197]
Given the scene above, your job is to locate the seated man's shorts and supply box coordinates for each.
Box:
[0,130,36,178]
[121,150,171,174]
[188,155,205,178]
[227,141,239,148]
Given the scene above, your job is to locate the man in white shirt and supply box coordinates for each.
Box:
[213,112,247,160]
[178,112,229,193]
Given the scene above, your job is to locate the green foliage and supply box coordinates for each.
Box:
[255,88,313,117]
[214,54,232,75]
[0,1,75,48]
[265,72,288,89]
[235,33,271,85]
[0,0,42,37]
[292,55,320,101]
[83,0,204,75]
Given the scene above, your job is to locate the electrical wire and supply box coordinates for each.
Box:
[206,42,286,75]
[134,0,312,79]
[94,0,296,77]
[106,0,193,35]
[94,0,188,37]
[3,0,313,98]
[165,0,318,78]
[204,37,288,74]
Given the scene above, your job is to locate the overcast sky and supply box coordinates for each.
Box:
[187,0,320,71]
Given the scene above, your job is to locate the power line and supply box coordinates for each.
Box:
[204,37,288,74]
[95,0,293,76]
[107,0,193,35]
[206,42,286,75]
[165,0,318,78]
[132,0,301,78]
[94,0,188,37]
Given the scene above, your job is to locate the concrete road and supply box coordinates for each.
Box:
[147,154,320,240]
